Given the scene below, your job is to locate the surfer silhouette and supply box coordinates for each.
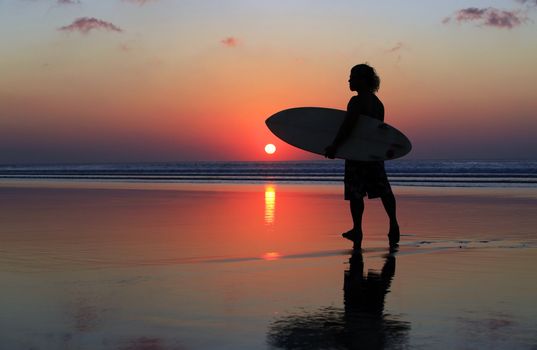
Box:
[325,64,400,249]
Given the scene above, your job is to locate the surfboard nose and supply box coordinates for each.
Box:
[265,111,285,129]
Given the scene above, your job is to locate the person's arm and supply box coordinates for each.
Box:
[324,96,361,159]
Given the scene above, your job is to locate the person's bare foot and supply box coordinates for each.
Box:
[342,229,363,249]
[388,223,400,247]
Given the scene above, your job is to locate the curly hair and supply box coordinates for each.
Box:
[351,63,380,92]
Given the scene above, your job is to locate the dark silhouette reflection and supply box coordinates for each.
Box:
[267,249,410,349]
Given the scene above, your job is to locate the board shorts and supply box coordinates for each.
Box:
[344,160,392,200]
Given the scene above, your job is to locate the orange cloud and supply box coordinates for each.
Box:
[58,17,123,34]
[221,37,239,47]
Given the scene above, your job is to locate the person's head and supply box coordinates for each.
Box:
[349,64,380,93]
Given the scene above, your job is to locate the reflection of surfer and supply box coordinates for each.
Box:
[325,64,400,248]
[343,249,409,348]
[267,249,410,349]
[344,251,395,316]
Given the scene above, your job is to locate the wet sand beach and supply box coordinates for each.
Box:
[1,182,536,349]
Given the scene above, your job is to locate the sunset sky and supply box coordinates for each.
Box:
[1,0,536,163]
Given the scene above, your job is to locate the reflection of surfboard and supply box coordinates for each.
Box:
[266,107,412,161]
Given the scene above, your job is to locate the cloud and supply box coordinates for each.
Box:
[386,42,404,53]
[221,37,239,47]
[455,7,488,21]
[384,42,407,64]
[443,7,527,29]
[58,17,123,34]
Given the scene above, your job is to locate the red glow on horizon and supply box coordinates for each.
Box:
[262,252,282,261]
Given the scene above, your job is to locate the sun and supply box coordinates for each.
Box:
[265,143,276,155]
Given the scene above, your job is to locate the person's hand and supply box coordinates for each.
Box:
[324,144,337,159]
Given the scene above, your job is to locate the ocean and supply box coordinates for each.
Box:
[2,160,537,349]
[0,160,536,187]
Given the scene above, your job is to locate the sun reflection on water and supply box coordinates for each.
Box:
[264,184,276,225]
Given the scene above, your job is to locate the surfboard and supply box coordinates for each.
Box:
[265,107,411,161]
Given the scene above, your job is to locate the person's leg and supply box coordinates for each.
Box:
[343,197,364,248]
[350,197,364,233]
[381,192,400,245]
